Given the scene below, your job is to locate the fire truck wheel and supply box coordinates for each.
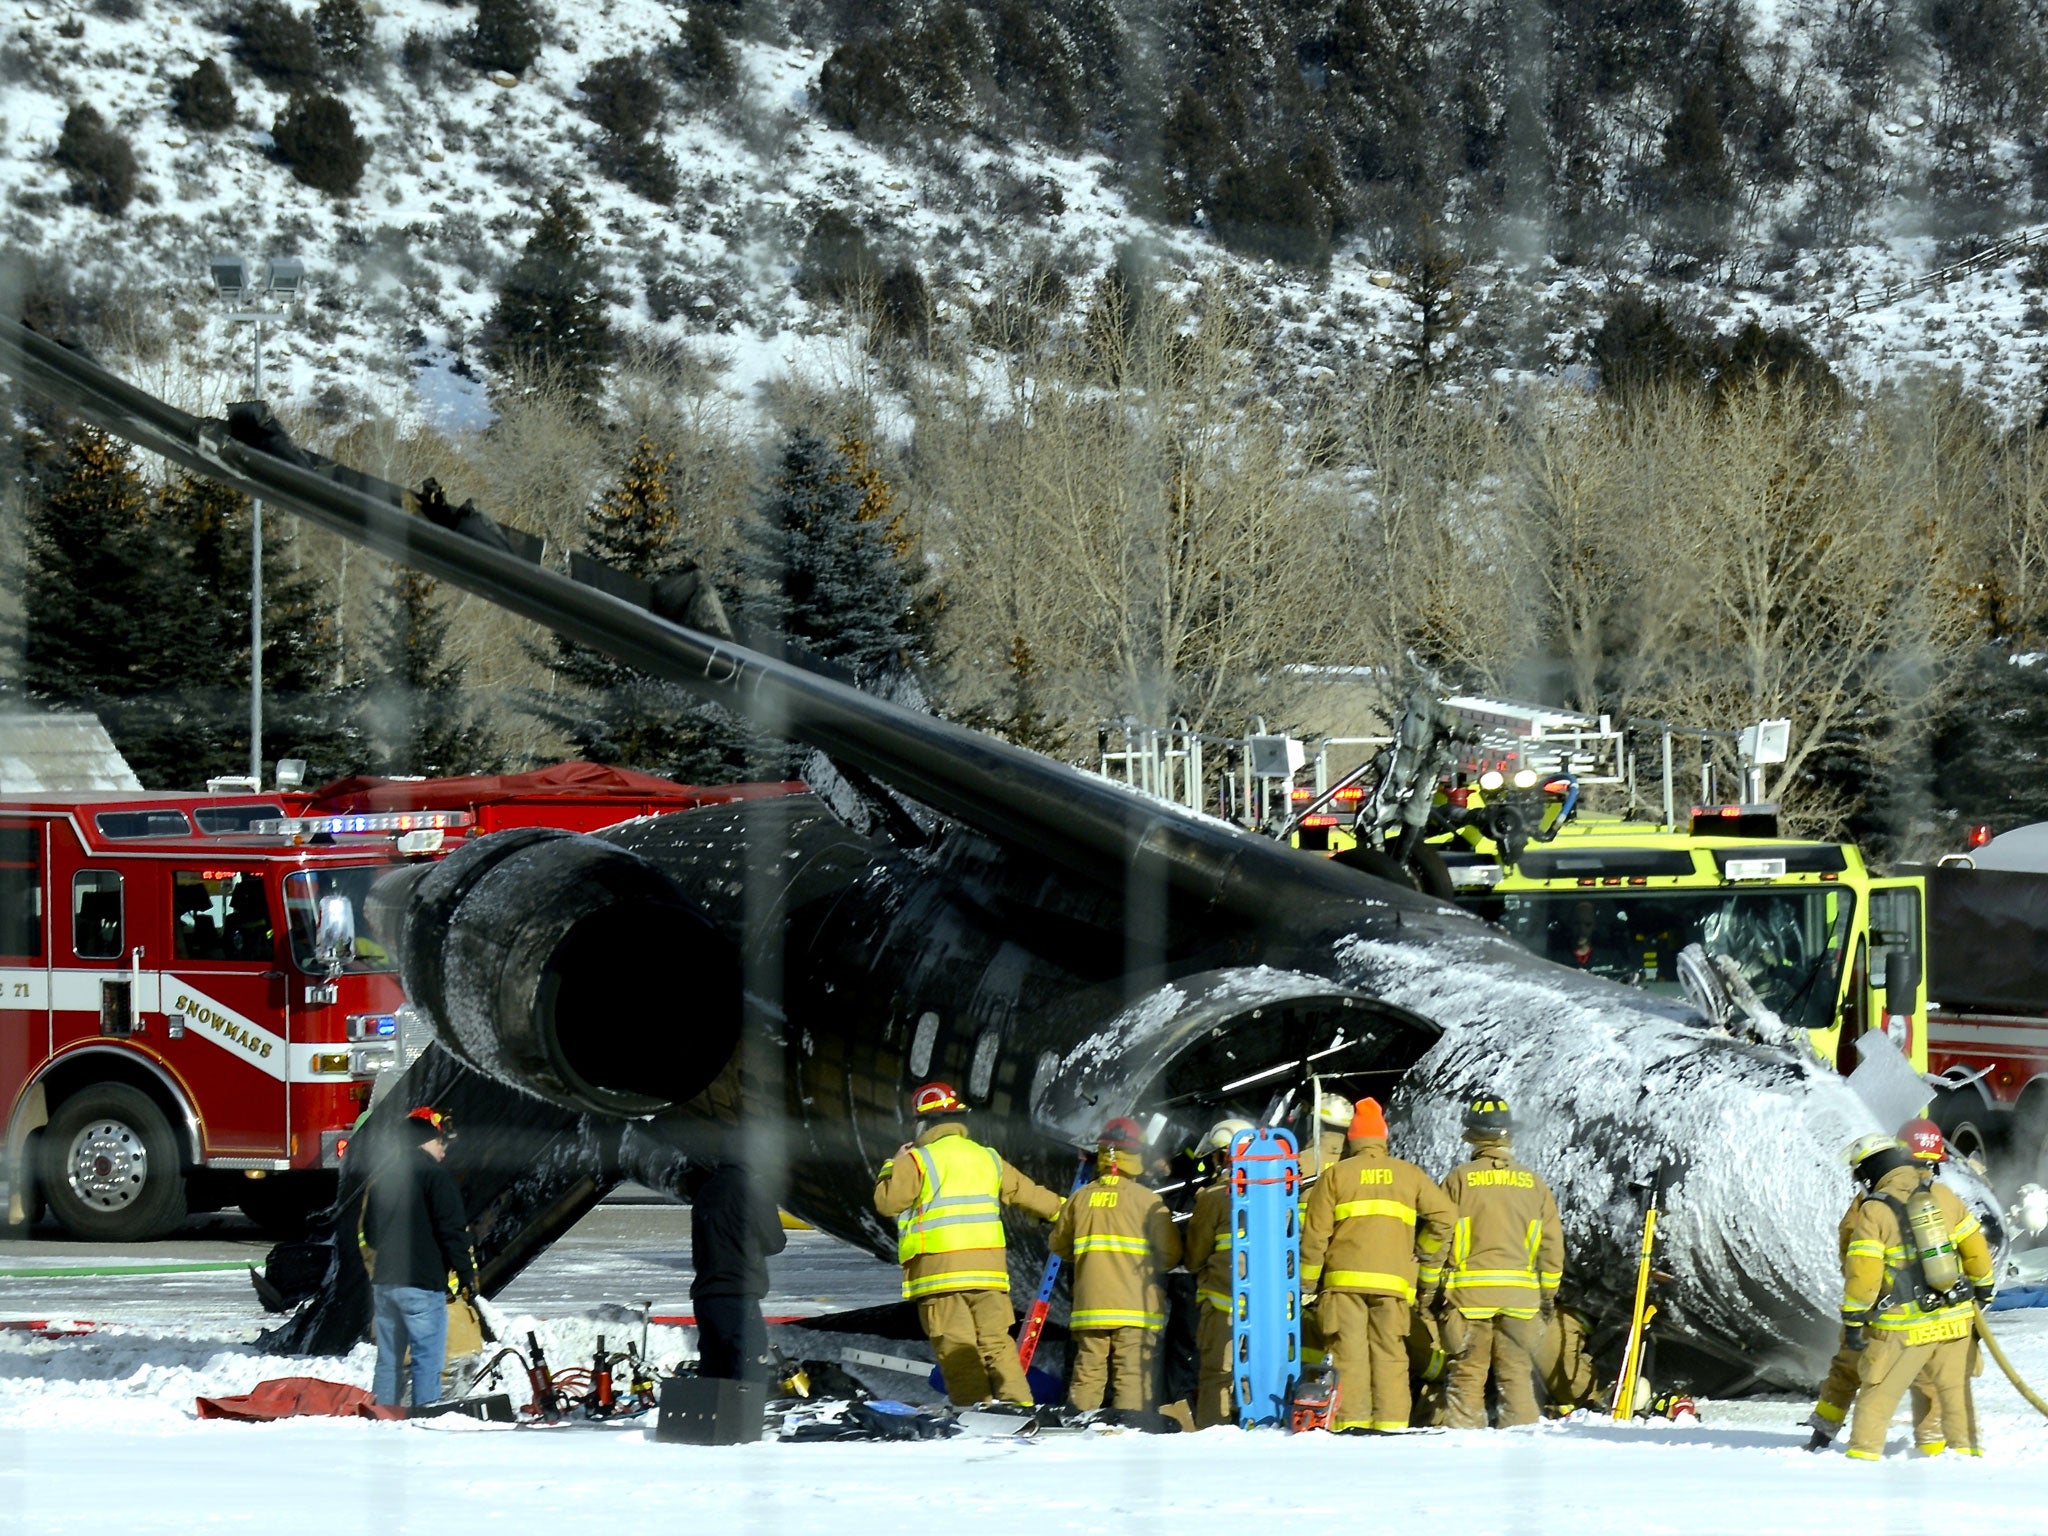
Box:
[40,1085,189,1242]
[1932,1086,2009,1167]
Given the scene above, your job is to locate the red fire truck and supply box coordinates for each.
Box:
[1,765,795,1241]
[1925,822,2048,1189]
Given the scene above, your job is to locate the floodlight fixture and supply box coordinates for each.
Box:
[209,255,249,298]
[265,257,304,297]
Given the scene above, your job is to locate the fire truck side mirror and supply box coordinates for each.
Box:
[314,894,356,975]
[1884,951,1920,1022]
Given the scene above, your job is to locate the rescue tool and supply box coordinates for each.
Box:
[1017,1153,1096,1373]
[1611,1165,1670,1421]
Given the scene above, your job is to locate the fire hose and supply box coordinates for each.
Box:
[1974,1308,2048,1420]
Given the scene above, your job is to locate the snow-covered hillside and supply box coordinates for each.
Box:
[3,0,2045,434]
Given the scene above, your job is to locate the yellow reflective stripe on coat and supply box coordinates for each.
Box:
[1445,1268,1537,1288]
[1074,1233,1151,1256]
[1332,1199,1417,1225]
[904,1268,1011,1298]
[1072,1308,1163,1330]
[1322,1269,1417,1302]
[1198,1286,1230,1312]
[1845,1237,1886,1261]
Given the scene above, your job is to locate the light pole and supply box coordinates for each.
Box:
[207,255,303,787]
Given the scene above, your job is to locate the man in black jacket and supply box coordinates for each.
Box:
[361,1106,475,1409]
[685,1158,788,1380]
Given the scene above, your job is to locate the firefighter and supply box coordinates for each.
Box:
[1047,1117,1182,1418]
[1432,1092,1564,1430]
[1839,1130,1996,1461]
[1295,1091,1353,1374]
[1534,1303,1601,1415]
[1299,1091,1354,1182]
[1805,1119,1950,1453]
[1181,1117,1253,1428]
[874,1080,1064,1407]
[1299,1097,1454,1432]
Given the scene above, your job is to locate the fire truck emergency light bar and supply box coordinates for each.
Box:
[250,811,474,836]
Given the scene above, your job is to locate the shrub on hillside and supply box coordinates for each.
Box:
[578,53,664,138]
[171,58,236,131]
[55,103,138,216]
[271,91,368,194]
[313,0,374,74]
[1209,157,1332,268]
[594,132,680,204]
[1590,294,1704,396]
[873,261,930,350]
[235,0,324,86]
[816,41,908,136]
[468,0,543,74]
[795,209,878,303]
[660,12,737,104]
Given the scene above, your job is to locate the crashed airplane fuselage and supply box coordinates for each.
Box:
[0,317,1965,1387]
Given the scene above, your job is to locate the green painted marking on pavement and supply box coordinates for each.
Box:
[0,1260,253,1278]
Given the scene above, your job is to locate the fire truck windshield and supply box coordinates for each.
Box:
[1476,888,1854,1031]
[283,868,397,974]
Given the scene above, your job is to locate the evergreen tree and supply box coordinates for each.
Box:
[158,470,359,785]
[21,431,187,786]
[1395,216,1466,383]
[1655,80,1735,265]
[271,91,369,194]
[313,0,374,75]
[485,186,613,409]
[54,104,138,216]
[468,0,543,73]
[357,568,494,775]
[737,429,920,677]
[171,59,237,131]
[1928,648,2048,836]
[526,436,748,781]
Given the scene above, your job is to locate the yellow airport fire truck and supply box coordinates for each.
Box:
[1100,695,1926,1077]
[1289,695,1928,1076]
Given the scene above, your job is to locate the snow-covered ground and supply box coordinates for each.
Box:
[2,1202,2046,1536]
[5,1313,2048,1535]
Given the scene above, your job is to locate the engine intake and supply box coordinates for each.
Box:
[368,829,742,1117]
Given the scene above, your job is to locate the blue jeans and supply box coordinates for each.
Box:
[372,1284,448,1408]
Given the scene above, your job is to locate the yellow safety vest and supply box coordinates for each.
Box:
[896,1136,1006,1263]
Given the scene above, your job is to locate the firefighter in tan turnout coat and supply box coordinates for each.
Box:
[1299,1097,1455,1432]
[1181,1117,1254,1428]
[1839,1130,1995,1460]
[874,1081,1064,1406]
[1047,1117,1182,1415]
[1807,1119,1957,1453]
[1433,1093,1565,1429]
